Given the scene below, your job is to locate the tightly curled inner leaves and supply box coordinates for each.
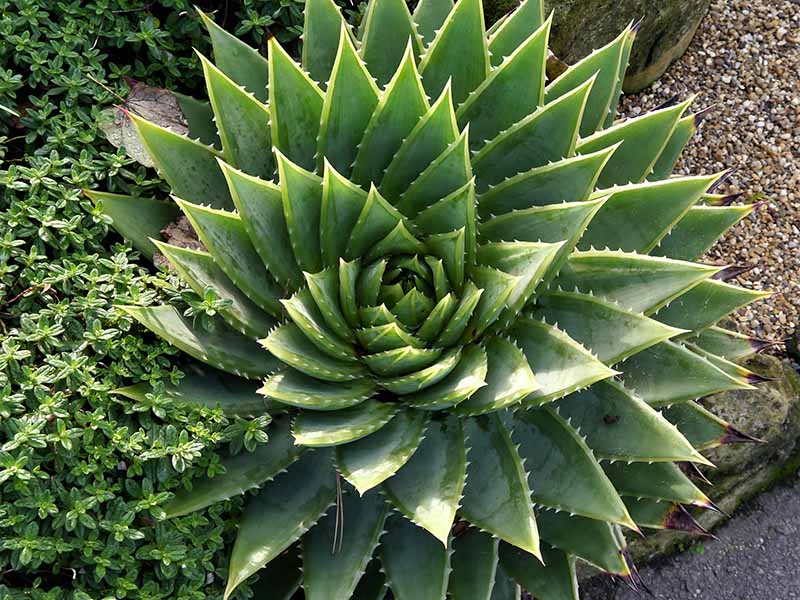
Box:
[90,0,772,598]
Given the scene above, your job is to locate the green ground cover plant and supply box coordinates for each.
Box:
[88,0,771,598]
[0,1,354,598]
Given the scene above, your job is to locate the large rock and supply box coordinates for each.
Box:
[484,0,711,92]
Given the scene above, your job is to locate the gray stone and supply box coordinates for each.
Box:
[542,0,711,92]
[787,328,799,362]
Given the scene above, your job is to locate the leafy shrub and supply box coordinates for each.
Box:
[0,1,353,598]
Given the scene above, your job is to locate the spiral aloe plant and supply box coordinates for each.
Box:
[88,0,773,598]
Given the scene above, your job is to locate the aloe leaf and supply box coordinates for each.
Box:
[391,289,436,328]
[537,511,629,576]
[128,112,231,209]
[380,84,460,199]
[655,279,771,332]
[454,336,537,416]
[436,282,483,346]
[351,559,388,600]
[472,77,593,192]
[360,0,422,86]
[346,187,406,259]
[259,369,375,411]
[318,25,380,175]
[197,9,269,101]
[397,127,472,218]
[620,340,753,408]
[417,294,458,342]
[514,407,634,528]
[338,258,361,328]
[461,414,540,558]
[366,221,427,262]
[418,0,488,104]
[113,362,269,416]
[604,461,712,508]
[363,347,443,378]
[486,11,509,37]
[476,147,615,218]
[500,543,578,600]
[427,228,466,293]
[580,174,718,253]
[449,528,499,600]
[250,547,302,600]
[383,415,465,543]
[121,305,277,379]
[262,323,368,382]
[176,200,284,316]
[85,191,179,261]
[282,287,358,361]
[406,344,488,410]
[536,290,685,365]
[413,0,453,45]
[268,38,324,170]
[426,257,452,300]
[164,417,302,517]
[468,267,520,338]
[663,400,740,451]
[359,304,398,328]
[688,342,763,383]
[413,0,454,47]
[336,409,428,494]
[480,198,605,288]
[576,98,691,188]
[624,498,706,533]
[379,283,405,308]
[293,400,398,447]
[414,180,476,264]
[554,380,709,464]
[303,489,389,600]
[275,152,323,273]
[692,325,772,361]
[153,242,276,338]
[490,565,521,600]
[477,241,562,329]
[487,0,545,65]
[554,250,719,314]
[199,53,273,179]
[545,26,631,136]
[381,515,450,600]
[654,203,756,262]
[224,450,335,599]
[457,17,549,149]
[356,258,388,307]
[379,347,462,394]
[173,91,221,148]
[650,113,697,181]
[513,317,616,406]
[219,161,304,289]
[304,268,354,341]
[603,24,635,128]
[302,0,348,85]
[352,44,429,187]
[321,163,369,265]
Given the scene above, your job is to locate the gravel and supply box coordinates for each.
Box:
[619,0,800,344]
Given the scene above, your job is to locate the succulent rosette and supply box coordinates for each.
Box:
[89,0,772,598]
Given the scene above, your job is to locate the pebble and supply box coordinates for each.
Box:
[620,0,800,346]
